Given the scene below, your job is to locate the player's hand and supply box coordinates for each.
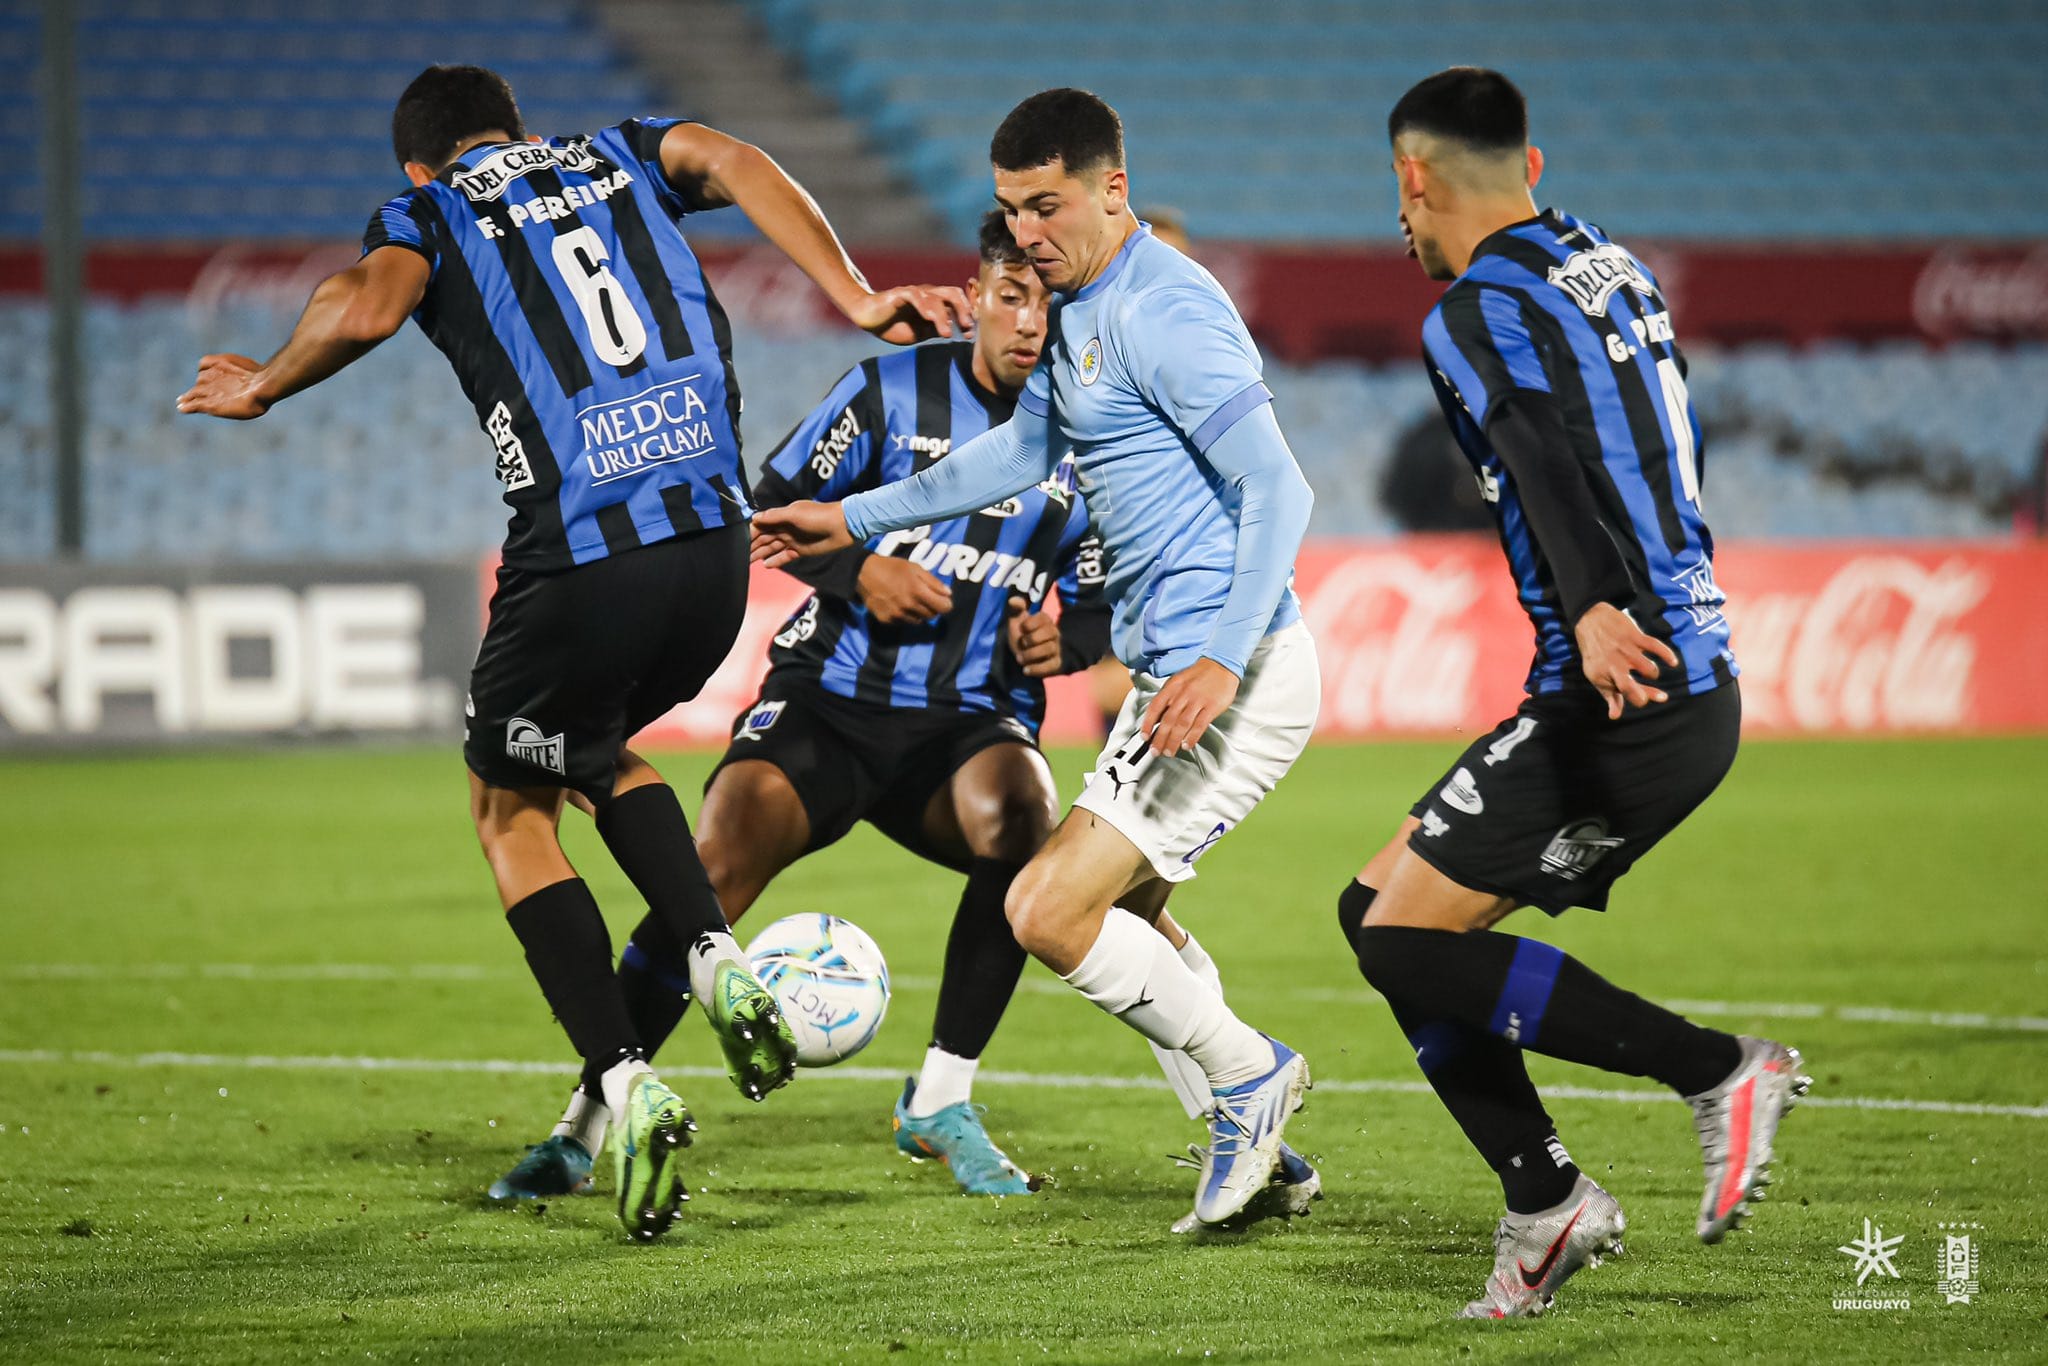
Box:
[1141,656,1240,756]
[176,353,271,420]
[752,501,855,566]
[857,556,952,625]
[843,284,972,345]
[1575,602,1679,719]
[1006,595,1062,677]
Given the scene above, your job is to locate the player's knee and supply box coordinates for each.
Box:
[970,786,1059,865]
[1002,865,1069,959]
[1336,879,1377,964]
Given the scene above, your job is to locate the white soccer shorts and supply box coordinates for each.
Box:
[1074,620,1320,883]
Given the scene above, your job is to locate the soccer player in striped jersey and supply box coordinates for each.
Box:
[494,212,1105,1198]
[755,89,1321,1230]
[177,64,969,1241]
[1333,67,1810,1317]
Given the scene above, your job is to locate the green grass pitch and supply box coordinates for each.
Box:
[1,737,2043,1362]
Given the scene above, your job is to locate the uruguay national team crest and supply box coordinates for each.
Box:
[1077,337,1103,386]
[505,716,565,774]
[736,698,786,742]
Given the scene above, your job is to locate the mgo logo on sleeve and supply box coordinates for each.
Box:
[0,564,478,744]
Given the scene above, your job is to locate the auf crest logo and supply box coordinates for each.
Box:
[1077,337,1103,386]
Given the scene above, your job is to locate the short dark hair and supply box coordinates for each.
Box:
[1387,67,1527,153]
[392,65,525,169]
[977,210,1028,268]
[989,88,1124,174]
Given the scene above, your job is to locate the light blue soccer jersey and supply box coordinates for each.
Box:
[843,226,1309,678]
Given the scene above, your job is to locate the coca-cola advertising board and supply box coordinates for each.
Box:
[626,539,2048,745]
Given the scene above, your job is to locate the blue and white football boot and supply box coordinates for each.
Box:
[1192,1036,1310,1226]
[1172,1141,1322,1233]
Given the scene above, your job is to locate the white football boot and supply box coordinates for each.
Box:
[1688,1036,1811,1243]
[1459,1175,1626,1319]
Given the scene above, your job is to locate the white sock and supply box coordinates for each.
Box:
[1063,908,1273,1091]
[597,1056,649,1121]
[552,1086,611,1155]
[1151,929,1223,1120]
[685,928,748,1006]
[908,1046,978,1117]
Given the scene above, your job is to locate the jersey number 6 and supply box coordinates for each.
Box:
[552,226,648,367]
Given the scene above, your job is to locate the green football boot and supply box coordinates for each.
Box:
[611,1072,694,1242]
[705,958,799,1101]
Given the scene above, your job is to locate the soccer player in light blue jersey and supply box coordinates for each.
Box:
[755,90,1322,1229]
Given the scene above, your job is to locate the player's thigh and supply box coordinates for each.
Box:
[624,523,752,738]
[923,739,1060,867]
[1573,681,1743,881]
[1004,806,1158,967]
[465,563,645,803]
[697,760,812,922]
[1073,621,1318,886]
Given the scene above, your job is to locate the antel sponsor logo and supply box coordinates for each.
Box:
[0,584,454,736]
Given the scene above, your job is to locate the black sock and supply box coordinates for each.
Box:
[505,878,640,1072]
[1354,924,1743,1096]
[578,910,694,1095]
[929,859,1030,1059]
[1341,882,1578,1213]
[594,784,729,948]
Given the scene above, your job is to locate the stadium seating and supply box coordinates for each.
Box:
[0,0,724,243]
[0,299,2031,560]
[746,0,2048,244]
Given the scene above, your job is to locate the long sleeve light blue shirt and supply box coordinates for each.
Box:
[843,226,1311,677]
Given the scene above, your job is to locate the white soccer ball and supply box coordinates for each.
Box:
[743,913,891,1067]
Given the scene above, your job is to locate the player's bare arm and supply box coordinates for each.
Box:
[176,247,429,419]
[659,123,968,344]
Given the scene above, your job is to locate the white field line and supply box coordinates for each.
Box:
[10,963,2047,1036]
[0,1048,2042,1121]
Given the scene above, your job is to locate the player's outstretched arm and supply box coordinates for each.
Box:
[659,123,967,345]
[753,408,1060,567]
[176,247,428,420]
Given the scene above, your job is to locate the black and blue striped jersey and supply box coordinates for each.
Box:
[362,118,747,571]
[754,342,1106,732]
[1422,208,1738,698]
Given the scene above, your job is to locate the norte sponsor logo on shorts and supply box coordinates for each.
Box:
[1439,766,1484,815]
[505,716,565,774]
[736,699,785,741]
[1539,817,1623,881]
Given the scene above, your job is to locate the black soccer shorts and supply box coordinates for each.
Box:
[465,523,749,801]
[1405,681,1742,915]
[707,674,1040,871]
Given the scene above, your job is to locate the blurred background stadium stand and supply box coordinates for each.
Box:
[1,0,2044,560]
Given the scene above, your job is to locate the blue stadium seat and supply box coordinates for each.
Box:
[0,299,2031,561]
[745,0,2047,245]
